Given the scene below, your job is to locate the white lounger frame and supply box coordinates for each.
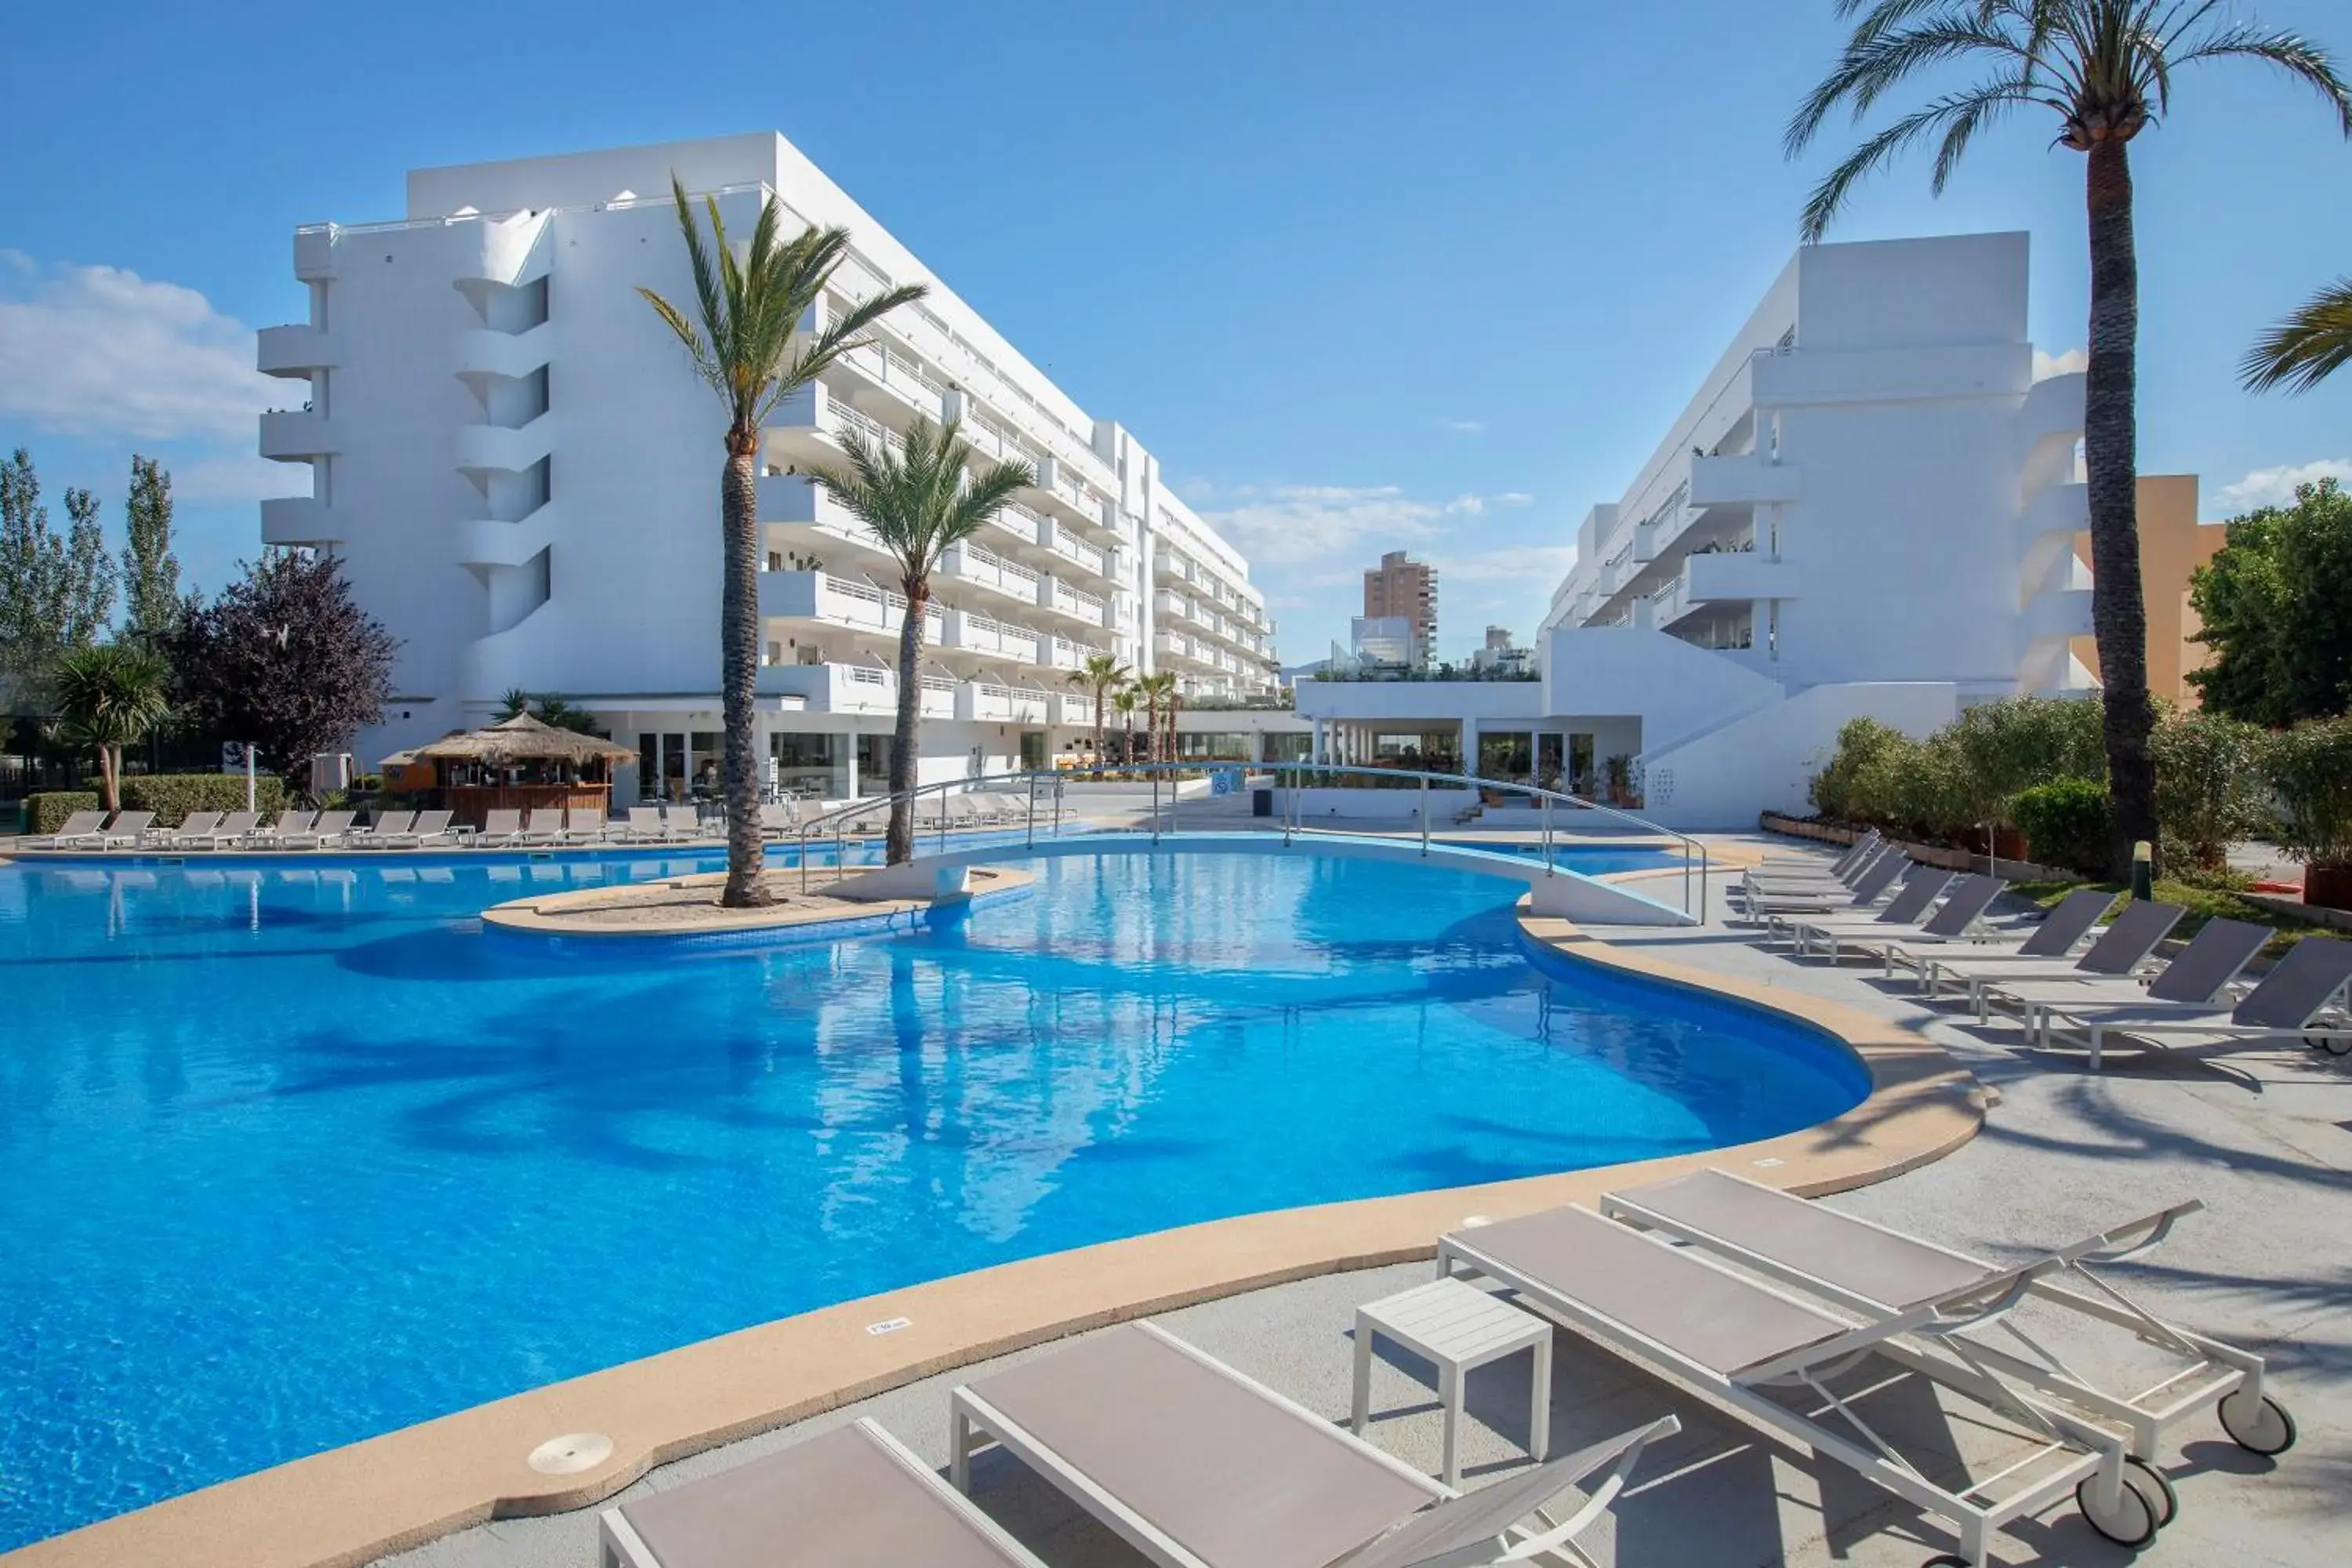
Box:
[1438,1230,2134,1568]
[598,1415,1048,1568]
[1601,1180,2272,1471]
[949,1319,1670,1568]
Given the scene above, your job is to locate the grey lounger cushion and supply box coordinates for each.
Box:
[612,1419,1036,1568]
[1457,1206,1848,1377]
[1611,1170,1996,1312]
[964,1323,1434,1568]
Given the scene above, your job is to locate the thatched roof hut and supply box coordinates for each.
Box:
[401,713,635,771]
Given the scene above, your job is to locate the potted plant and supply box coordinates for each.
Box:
[1603,753,1635,808]
[2263,717,2352,910]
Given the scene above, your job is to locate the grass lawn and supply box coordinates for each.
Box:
[2009,877,2348,956]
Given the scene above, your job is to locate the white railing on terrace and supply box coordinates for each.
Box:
[966,541,1040,586]
[1055,532,1107,575]
[828,402,897,452]
[1057,581,1106,619]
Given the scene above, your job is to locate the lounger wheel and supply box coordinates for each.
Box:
[2122,1455,2178,1528]
[2218,1389,2297,1454]
[2075,1471,2159,1548]
[1921,1556,1972,1567]
[2310,1034,2352,1057]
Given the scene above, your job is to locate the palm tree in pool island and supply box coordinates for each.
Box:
[641,174,926,906]
[804,416,1033,863]
[1068,652,1131,765]
[1788,0,2350,877]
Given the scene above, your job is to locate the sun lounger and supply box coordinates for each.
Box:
[349,811,416,849]
[1987,916,2271,1048]
[514,808,564,845]
[759,803,797,840]
[248,808,313,848]
[1921,899,2186,1020]
[1769,866,1952,949]
[662,804,702,840]
[179,810,259,850]
[624,805,668,843]
[380,809,459,849]
[556,808,606,845]
[1747,837,1894,892]
[95,811,158,848]
[601,1417,1047,1568]
[1602,1168,2295,1471]
[1991,920,2327,1066]
[1733,848,1907,923]
[949,1320,1679,1568]
[18,809,108,850]
[279,809,356,849]
[1439,1205,2158,1567]
[1793,873,2008,966]
[1759,828,1882,873]
[1888,887,2118,990]
[139,810,224,849]
[475,808,524,847]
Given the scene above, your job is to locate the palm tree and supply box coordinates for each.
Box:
[641,174,926,906]
[1134,671,1176,764]
[1162,681,1185,767]
[1067,652,1131,765]
[52,643,170,815]
[2243,276,2352,393]
[1787,0,2350,877]
[804,416,1033,862]
[1111,684,1141,765]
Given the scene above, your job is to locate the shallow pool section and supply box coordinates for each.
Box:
[0,847,1862,1548]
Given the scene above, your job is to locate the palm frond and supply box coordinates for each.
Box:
[1788,4,2028,154]
[2167,24,2352,133]
[1801,83,2033,240]
[2241,277,2352,394]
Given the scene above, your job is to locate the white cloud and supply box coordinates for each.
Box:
[1430,543,1580,584]
[1196,484,1448,568]
[2032,347,2088,381]
[1494,492,1534,506]
[2212,457,2352,514]
[1441,419,1485,434]
[0,259,281,442]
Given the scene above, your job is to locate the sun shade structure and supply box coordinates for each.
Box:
[392,713,636,831]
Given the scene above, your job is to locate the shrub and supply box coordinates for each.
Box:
[2012,779,2112,876]
[1942,695,2107,827]
[2151,709,2266,873]
[1809,718,1915,824]
[25,791,101,835]
[2263,717,2352,871]
[118,772,288,827]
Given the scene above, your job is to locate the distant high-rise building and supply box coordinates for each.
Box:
[1362,550,1437,669]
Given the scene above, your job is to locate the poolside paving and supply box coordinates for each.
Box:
[377,842,2352,1568]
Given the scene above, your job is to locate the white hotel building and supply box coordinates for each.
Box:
[257,133,1279,801]
[1297,230,2125,829]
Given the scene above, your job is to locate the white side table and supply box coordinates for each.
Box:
[1352,1276,1553,1488]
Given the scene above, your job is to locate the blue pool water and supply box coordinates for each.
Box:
[0,847,1864,1548]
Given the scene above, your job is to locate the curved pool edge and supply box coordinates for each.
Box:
[5,871,1981,1568]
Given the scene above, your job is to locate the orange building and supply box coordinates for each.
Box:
[2070,474,2229,705]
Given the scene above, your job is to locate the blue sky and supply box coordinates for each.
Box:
[3,0,2348,662]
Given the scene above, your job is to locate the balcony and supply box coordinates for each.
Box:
[1689,453,1802,509]
[456,415,554,476]
[757,569,941,641]
[755,661,953,717]
[452,209,552,288]
[259,411,339,460]
[938,540,1040,605]
[293,225,336,281]
[1047,634,1108,672]
[256,325,338,379]
[1682,551,1802,602]
[1037,575,1107,626]
[940,608,1044,665]
[957,681,1052,724]
[458,513,557,569]
[260,497,343,546]
[1031,511,1109,580]
[825,333,946,424]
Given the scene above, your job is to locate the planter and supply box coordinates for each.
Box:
[2306,864,2352,913]
[1958,826,2029,862]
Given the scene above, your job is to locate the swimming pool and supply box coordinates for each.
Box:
[0,846,1864,1548]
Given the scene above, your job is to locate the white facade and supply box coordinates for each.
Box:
[258,133,1279,800]
[1298,232,2101,829]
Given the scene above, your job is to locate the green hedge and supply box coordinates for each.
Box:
[119,773,287,827]
[25,791,101,835]
[2012,779,2111,876]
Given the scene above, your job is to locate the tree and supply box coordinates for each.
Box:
[1162,680,1185,765]
[2242,275,2352,394]
[1112,684,1140,764]
[165,551,397,775]
[121,456,183,648]
[0,448,116,700]
[1787,0,2350,877]
[1134,671,1176,764]
[804,417,1033,862]
[2187,478,2352,724]
[51,643,171,814]
[640,173,925,906]
[1067,652,1130,763]
[495,686,608,735]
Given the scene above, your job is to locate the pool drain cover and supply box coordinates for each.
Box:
[529,1432,614,1475]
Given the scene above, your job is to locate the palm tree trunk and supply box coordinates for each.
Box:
[887,581,928,864]
[719,436,770,906]
[2083,138,2160,879]
[1092,686,1105,761]
[100,746,119,815]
